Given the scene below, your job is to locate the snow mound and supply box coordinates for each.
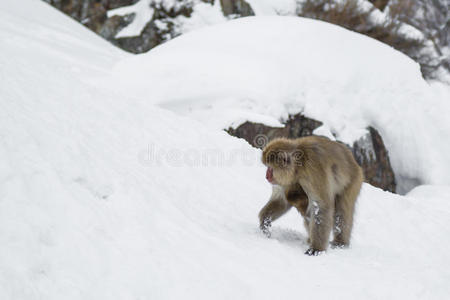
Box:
[108,16,450,192]
[1,1,450,299]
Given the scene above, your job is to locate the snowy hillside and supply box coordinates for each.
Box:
[1,1,450,299]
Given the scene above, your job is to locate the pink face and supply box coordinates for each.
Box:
[266,167,274,184]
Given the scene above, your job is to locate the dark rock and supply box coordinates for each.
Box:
[43,0,108,32]
[368,0,389,11]
[99,13,135,40]
[107,0,140,10]
[113,21,165,54]
[352,127,396,193]
[220,0,255,17]
[227,114,322,147]
[226,113,396,193]
[43,0,137,41]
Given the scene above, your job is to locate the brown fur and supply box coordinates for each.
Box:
[259,136,363,255]
[285,183,309,216]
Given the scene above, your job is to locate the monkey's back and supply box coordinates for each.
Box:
[294,136,363,190]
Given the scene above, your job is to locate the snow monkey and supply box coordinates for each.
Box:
[259,136,363,256]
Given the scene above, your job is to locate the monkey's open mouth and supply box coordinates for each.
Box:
[266,167,274,183]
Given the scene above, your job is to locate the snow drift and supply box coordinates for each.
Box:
[1,1,450,299]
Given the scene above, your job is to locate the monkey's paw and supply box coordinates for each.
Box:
[330,241,348,249]
[260,218,272,238]
[304,248,324,256]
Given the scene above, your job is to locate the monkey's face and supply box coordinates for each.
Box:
[262,148,300,186]
[262,138,304,186]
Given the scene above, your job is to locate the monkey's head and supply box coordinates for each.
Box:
[262,138,304,186]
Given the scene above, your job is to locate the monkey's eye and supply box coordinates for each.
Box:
[277,152,291,167]
[265,150,291,167]
[267,151,278,164]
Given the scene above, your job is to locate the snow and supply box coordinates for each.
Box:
[246,0,297,15]
[175,1,227,34]
[1,1,450,299]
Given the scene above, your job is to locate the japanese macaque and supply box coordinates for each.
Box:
[258,136,363,256]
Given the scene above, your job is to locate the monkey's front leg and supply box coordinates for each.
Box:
[305,199,333,256]
[258,199,290,237]
[259,186,291,237]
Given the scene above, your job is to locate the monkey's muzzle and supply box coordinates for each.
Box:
[266,167,274,183]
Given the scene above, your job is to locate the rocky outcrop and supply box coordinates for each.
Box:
[352,127,396,193]
[43,0,253,54]
[43,0,137,37]
[220,0,254,17]
[227,114,323,147]
[113,1,194,53]
[368,0,389,11]
[99,12,136,40]
[43,0,192,53]
[227,114,396,193]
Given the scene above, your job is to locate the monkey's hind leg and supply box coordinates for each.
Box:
[285,187,310,244]
[306,195,334,255]
[332,180,361,248]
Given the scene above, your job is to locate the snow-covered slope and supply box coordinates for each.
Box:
[1,1,450,299]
